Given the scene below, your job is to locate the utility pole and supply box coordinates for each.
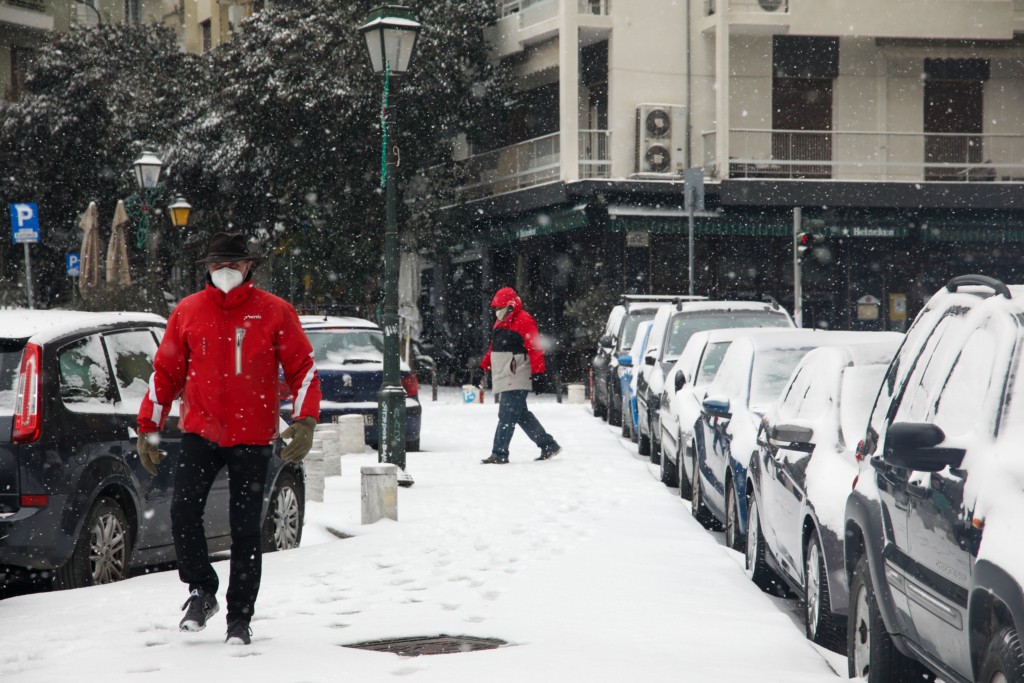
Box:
[793,207,802,328]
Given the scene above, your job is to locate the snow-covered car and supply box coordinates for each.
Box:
[0,310,304,591]
[844,275,1024,683]
[744,334,902,652]
[691,329,887,548]
[659,327,775,495]
[291,315,421,451]
[616,320,654,442]
[636,300,794,465]
[591,303,625,420]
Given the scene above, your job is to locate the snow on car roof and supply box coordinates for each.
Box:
[673,300,790,315]
[742,328,896,350]
[299,315,379,330]
[0,309,165,344]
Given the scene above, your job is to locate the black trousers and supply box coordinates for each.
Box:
[172,434,271,623]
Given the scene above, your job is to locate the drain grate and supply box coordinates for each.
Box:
[344,635,507,657]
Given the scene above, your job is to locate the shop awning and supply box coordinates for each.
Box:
[606,205,792,237]
[483,203,589,246]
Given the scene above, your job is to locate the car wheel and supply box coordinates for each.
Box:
[805,532,845,652]
[263,470,304,552]
[848,555,932,682]
[725,480,744,551]
[608,388,622,427]
[979,627,1024,683]
[660,438,679,488]
[690,461,720,530]
[677,439,692,499]
[54,497,132,590]
[744,493,776,592]
[649,418,661,465]
[621,398,631,438]
[593,390,607,419]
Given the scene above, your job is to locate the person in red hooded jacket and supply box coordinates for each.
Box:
[136,232,321,646]
[480,287,561,464]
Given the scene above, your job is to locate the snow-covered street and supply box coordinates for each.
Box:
[1,390,847,682]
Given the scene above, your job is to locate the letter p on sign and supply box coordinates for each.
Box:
[10,203,40,244]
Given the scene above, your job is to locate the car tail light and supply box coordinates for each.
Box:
[854,439,865,462]
[401,373,419,398]
[20,494,48,508]
[13,343,42,444]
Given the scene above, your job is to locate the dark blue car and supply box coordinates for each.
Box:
[287,316,421,451]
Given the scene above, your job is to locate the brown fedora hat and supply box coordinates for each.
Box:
[196,232,263,264]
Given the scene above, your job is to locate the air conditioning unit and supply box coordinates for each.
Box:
[635,104,686,176]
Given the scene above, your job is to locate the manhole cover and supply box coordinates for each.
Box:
[344,635,507,657]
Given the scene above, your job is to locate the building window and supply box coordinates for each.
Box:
[8,47,33,101]
[923,59,989,181]
[124,0,140,24]
[201,20,212,53]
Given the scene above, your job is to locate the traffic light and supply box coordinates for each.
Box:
[796,224,826,265]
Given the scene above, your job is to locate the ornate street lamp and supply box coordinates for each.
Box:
[126,151,165,249]
[168,196,192,300]
[361,6,421,483]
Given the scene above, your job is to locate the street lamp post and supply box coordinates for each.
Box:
[168,196,192,300]
[361,6,421,478]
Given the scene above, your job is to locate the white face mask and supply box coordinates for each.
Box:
[210,267,245,293]
[496,305,511,321]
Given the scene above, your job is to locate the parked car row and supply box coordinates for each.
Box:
[0,310,412,595]
[590,276,1024,683]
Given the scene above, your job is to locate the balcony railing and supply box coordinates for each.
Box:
[579,0,611,15]
[703,129,1024,182]
[706,0,789,16]
[500,0,610,23]
[456,130,611,201]
[4,0,47,11]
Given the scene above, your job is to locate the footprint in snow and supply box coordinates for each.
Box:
[391,666,425,676]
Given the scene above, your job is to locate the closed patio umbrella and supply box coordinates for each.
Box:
[78,202,102,300]
[106,200,132,290]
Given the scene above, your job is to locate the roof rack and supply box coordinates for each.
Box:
[945,274,1011,299]
[620,294,707,303]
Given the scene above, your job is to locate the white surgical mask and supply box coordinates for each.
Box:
[496,306,511,321]
[211,267,245,293]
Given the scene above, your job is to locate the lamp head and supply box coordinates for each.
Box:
[360,5,421,75]
[168,196,192,229]
[133,151,163,190]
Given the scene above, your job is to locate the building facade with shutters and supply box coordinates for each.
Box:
[425,0,1024,383]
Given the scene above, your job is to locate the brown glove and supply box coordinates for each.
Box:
[281,417,317,462]
[136,433,166,476]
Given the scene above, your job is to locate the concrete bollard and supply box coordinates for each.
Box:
[314,424,342,477]
[305,448,326,502]
[567,383,586,404]
[336,414,365,453]
[361,464,398,524]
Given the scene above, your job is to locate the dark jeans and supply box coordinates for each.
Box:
[491,389,558,458]
[172,434,271,623]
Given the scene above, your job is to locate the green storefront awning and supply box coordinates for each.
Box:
[606,207,792,237]
[482,204,589,246]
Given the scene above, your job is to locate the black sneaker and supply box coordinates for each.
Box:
[225,619,252,645]
[481,455,509,464]
[537,446,562,461]
[179,589,219,632]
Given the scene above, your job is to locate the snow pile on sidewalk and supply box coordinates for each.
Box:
[0,389,840,682]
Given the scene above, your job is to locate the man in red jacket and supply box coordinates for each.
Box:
[136,232,321,645]
[480,287,561,464]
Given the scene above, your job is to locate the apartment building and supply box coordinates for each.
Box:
[429,0,1024,376]
[0,0,178,98]
[180,0,261,54]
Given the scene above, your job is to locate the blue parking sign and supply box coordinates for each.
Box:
[66,252,81,277]
[10,203,40,244]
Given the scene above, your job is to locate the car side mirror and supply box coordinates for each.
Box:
[769,423,815,452]
[600,335,615,349]
[703,395,731,419]
[617,355,633,367]
[644,355,656,367]
[883,422,966,472]
[674,371,687,393]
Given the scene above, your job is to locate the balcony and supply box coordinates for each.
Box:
[703,129,1024,183]
[703,0,790,34]
[0,0,54,30]
[455,130,611,203]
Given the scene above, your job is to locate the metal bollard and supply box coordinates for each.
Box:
[361,464,398,524]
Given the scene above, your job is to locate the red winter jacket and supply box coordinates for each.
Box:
[480,287,545,394]
[138,280,321,447]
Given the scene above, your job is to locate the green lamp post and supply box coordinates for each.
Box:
[361,5,421,480]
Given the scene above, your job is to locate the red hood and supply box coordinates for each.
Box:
[490,287,522,315]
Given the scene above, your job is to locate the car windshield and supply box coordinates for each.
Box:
[695,341,732,387]
[618,310,658,353]
[750,347,813,409]
[307,330,385,365]
[664,310,791,360]
[0,341,24,417]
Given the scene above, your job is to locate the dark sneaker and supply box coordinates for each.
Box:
[225,619,252,645]
[537,446,562,461]
[481,455,509,464]
[179,589,219,632]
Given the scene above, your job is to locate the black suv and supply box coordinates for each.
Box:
[844,275,1024,682]
[0,311,304,591]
